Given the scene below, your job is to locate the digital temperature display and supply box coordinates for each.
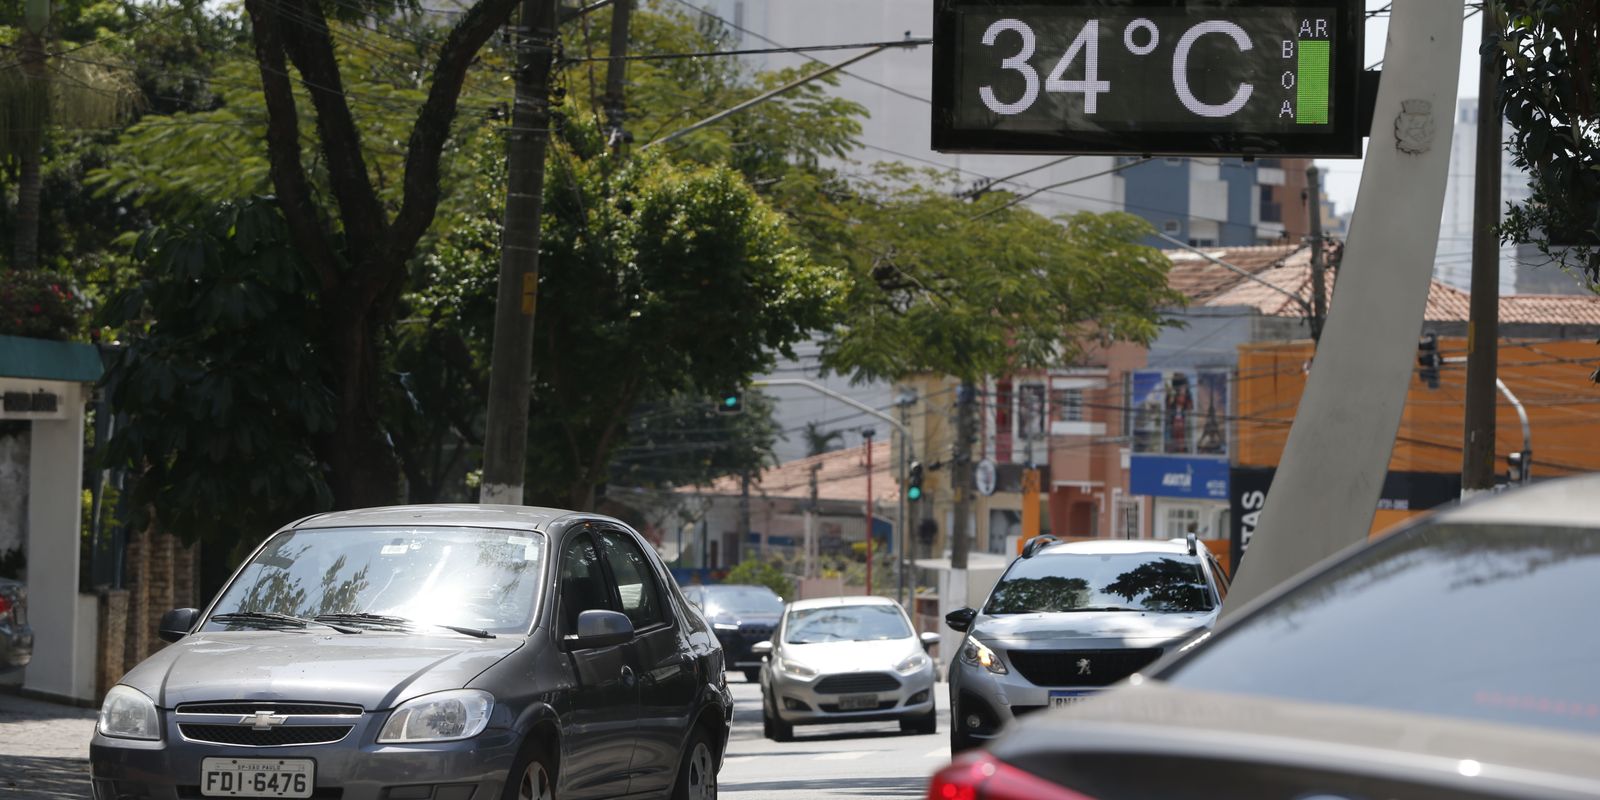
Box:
[932,1,1363,157]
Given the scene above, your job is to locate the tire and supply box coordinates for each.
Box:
[742,668,760,683]
[762,695,794,743]
[503,738,557,800]
[949,708,978,753]
[900,708,937,735]
[672,725,720,800]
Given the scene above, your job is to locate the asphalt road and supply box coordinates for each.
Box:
[719,674,950,800]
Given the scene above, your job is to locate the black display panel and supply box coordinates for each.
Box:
[932,1,1364,157]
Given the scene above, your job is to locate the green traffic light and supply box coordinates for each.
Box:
[907,487,922,501]
[723,396,738,407]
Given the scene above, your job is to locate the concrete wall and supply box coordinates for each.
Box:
[22,382,95,702]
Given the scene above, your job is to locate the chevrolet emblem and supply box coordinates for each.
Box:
[244,711,288,730]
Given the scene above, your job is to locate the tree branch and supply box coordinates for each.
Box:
[391,0,525,257]
[244,0,340,293]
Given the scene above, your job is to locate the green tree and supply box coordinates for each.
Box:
[1496,2,1600,292]
[724,558,794,601]
[818,167,1184,383]
[801,421,844,457]
[609,391,781,492]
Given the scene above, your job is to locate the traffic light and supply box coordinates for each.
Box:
[717,390,743,415]
[906,460,924,501]
[1417,332,1441,389]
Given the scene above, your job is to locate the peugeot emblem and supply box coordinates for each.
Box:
[1075,658,1092,676]
[244,711,288,731]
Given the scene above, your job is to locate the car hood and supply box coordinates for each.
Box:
[120,630,524,711]
[781,638,922,673]
[706,610,780,628]
[971,610,1215,648]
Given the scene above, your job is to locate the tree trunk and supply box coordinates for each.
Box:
[13,30,47,272]
[317,293,403,509]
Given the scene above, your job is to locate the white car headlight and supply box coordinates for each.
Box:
[713,622,740,632]
[777,657,817,678]
[378,689,493,743]
[99,685,160,740]
[894,653,930,675]
[959,638,1008,675]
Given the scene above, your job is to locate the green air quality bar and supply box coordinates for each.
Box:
[1297,40,1331,125]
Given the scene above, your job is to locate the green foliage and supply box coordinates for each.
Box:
[819,167,1185,383]
[1496,2,1600,289]
[97,199,334,546]
[724,558,794,600]
[610,391,780,490]
[0,268,82,338]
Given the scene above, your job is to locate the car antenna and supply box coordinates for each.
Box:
[1021,535,1060,559]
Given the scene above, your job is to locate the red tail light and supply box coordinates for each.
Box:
[0,595,11,616]
[927,752,1097,800]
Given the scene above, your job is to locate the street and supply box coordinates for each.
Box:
[720,676,947,800]
[0,676,949,800]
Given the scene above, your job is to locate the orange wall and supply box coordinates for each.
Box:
[1236,337,1600,533]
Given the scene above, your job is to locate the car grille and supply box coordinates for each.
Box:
[738,624,774,641]
[1006,648,1163,687]
[178,724,353,747]
[818,700,899,713]
[814,672,901,694]
[176,702,363,716]
[178,786,343,799]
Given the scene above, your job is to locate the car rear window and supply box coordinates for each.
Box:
[1163,522,1600,735]
[985,552,1215,614]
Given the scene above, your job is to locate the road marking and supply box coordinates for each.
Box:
[813,751,870,761]
[923,747,950,759]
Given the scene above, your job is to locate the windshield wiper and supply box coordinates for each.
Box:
[1061,606,1141,613]
[212,611,362,634]
[313,613,495,639]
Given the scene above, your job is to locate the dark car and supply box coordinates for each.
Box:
[91,505,732,800]
[929,475,1600,799]
[944,536,1224,752]
[680,584,783,682]
[0,577,31,672]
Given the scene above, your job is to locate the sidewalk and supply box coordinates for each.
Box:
[0,689,95,799]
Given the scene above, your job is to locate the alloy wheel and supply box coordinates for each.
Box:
[683,741,717,800]
[517,760,554,800]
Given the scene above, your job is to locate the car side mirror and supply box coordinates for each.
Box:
[566,610,635,650]
[944,607,977,633]
[159,608,200,643]
[919,631,941,651]
[750,640,773,659]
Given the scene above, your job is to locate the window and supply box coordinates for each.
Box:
[1117,497,1143,539]
[558,534,612,635]
[785,604,912,643]
[1189,238,1216,247]
[1259,185,1282,223]
[1163,220,1181,235]
[598,530,666,630]
[1163,506,1202,539]
[1121,374,1134,439]
[985,553,1215,614]
[1054,388,1085,422]
[988,509,1022,555]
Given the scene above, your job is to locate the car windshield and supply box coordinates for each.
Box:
[785,604,911,644]
[206,526,546,636]
[985,552,1215,614]
[702,586,784,616]
[1162,522,1600,736]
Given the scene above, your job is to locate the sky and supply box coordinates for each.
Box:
[1314,4,1488,218]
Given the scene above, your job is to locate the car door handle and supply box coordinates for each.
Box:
[620,665,636,686]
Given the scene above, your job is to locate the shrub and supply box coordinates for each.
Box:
[0,270,85,340]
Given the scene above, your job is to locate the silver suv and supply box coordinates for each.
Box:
[946,536,1227,751]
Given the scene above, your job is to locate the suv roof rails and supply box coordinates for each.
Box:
[1185,531,1199,556]
[1021,535,1060,559]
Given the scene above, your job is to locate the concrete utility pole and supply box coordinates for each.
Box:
[863,428,876,595]
[600,0,632,148]
[1306,165,1328,344]
[1223,2,1464,614]
[1463,0,1504,496]
[480,0,559,505]
[950,382,977,570]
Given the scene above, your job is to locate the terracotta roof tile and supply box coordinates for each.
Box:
[681,440,897,505]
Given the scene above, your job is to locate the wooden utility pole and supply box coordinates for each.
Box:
[1463,1,1503,495]
[601,0,633,148]
[480,0,559,505]
[1306,165,1327,344]
[950,382,976,570]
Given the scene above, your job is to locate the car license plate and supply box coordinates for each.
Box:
[1048,690,1094,709]
[838,694,878,710]
[201,758,314,798]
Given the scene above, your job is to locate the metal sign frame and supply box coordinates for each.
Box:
[931,0,1365,157]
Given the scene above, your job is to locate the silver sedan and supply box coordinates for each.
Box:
[754,596,939,741]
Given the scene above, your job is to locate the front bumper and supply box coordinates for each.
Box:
[0,623,32,671]
[768,666,937,726]
[90,715,521,800]
[712,624,774,670]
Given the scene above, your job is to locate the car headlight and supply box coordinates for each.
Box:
[777,657,817,678]
[959,638,1008,675]
[99,685,160,740]
[378,689,493,743]
[894,653,930,675]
